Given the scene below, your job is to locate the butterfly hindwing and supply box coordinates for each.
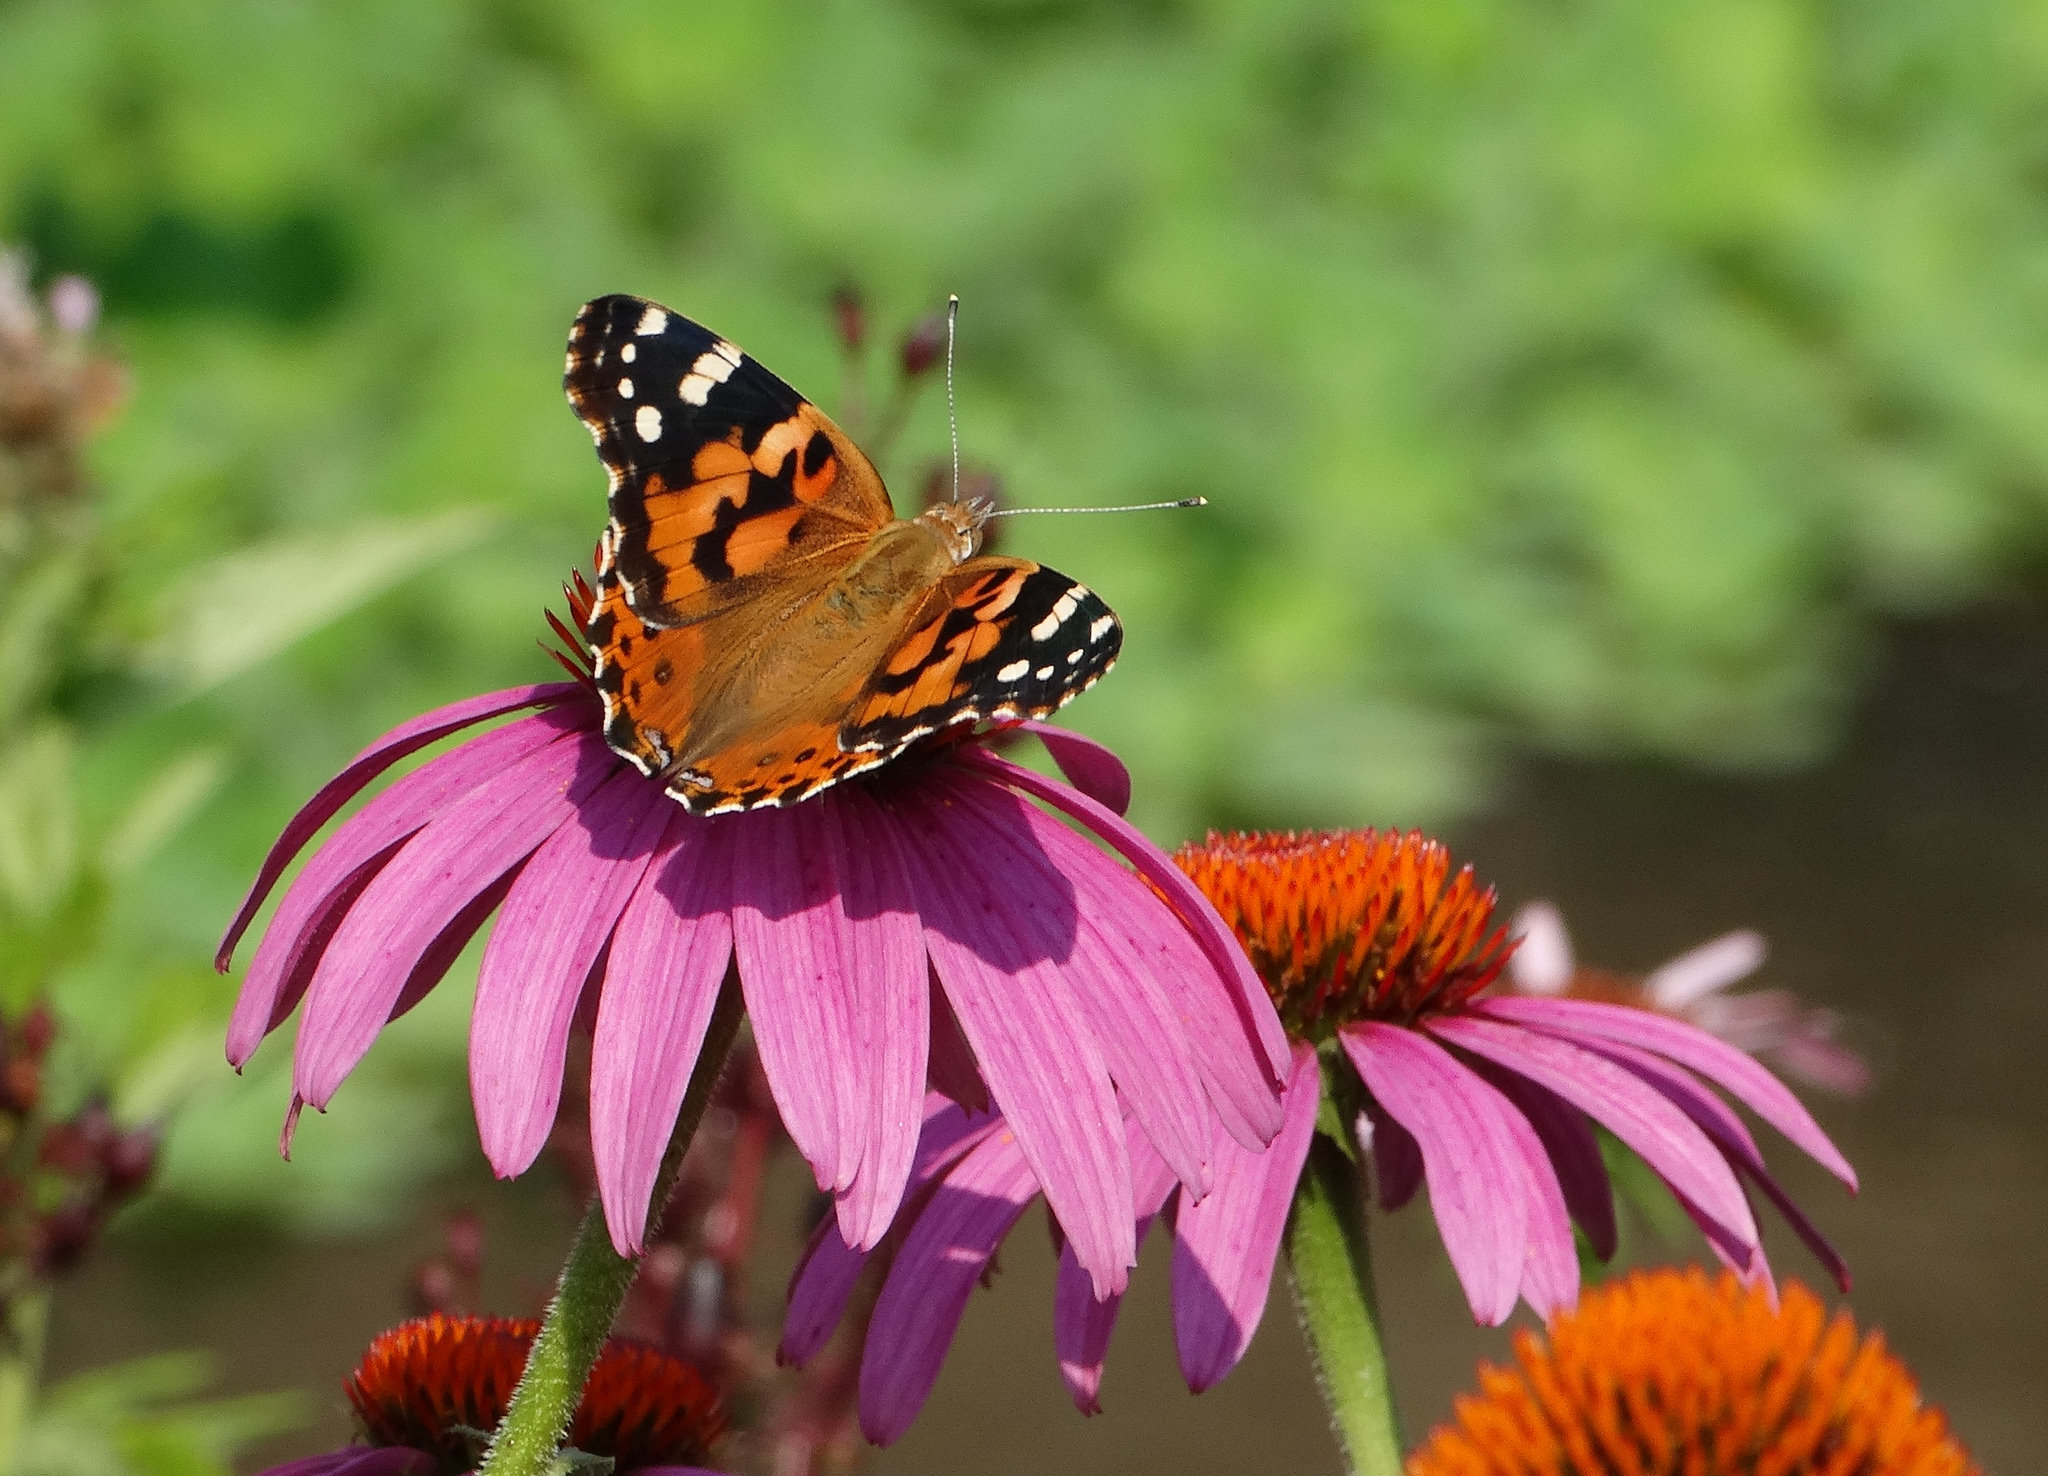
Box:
[846,559,1122,756]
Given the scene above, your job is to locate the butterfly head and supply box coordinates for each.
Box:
[915,496,994,566]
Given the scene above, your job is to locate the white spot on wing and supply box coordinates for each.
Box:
[636,404,663,441]
[678,348,739,406]
[1035,665,1054,679]
[997,659,1030,682]
[618,377,634,398]
[1089,614,1115,641]
[635,305,668,336]
[621,342,637,363]
[1030,610,1061,641]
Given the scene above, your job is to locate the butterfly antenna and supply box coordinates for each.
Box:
[986,496,1209,517]
[945,293,962,503]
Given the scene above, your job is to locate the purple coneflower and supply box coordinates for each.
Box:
[784,829,1858,1436]
[1508,900,1873,1096]
[218,598,1287,1295]
[255,1313,727,1475]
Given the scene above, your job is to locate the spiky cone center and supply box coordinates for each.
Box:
[1405,1269,1979,1476]
[1173,829,1513,1040]
[345,1313,727,1473]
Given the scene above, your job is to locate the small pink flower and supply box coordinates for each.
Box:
[1508,901,1873,1097]
[785,830,1859,1435]
[219,680,1287,1295]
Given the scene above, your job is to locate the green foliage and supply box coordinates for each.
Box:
[3,0,2044,1232]
[12,1350,305,1476]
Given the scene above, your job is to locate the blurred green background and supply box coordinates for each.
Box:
[3,0,2045,1470]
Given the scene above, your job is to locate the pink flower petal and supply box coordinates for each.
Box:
[1475,1064,1616,1261]
[227,710,576,1065]
[218,683,581,969]
[925,974,990,1113]
[731,791,930,1251]
[858,1126,1041,1445]
[1016,720,1131,816]
[291,733,609,1108]
[589,818,736,1255]
[1358,1096,1424,1210]
[1490,1083,1577,1318]
[1677,1182,1772,1288]
[823,786,930,1250]
[1585,1037,1850,1292]
[958,747,1291,1097]
[1506,901,1573,995]
[1643,929,1766,1009]
[1172,1041,1321,1392]
[387,865,523,1022]
[941,774,1214,1196]
[1477,995,1856,1190]
[1428,1013,1759,1258]
[234,840,406,1072]
[888,782,1134,1299]
[254,1450,437,1476]
[729,803,859,1198]
[1340,1024,1529,1326]
[1764,1029,1874,1099]
[780,1098,1000,1366]
[1056,1130,1178,1414]
[470,771,674,1179]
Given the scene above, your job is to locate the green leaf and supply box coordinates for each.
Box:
[16,1352,306,1476]
[100,747,227,877]
[0,724,79,921]
[0,552,86,734]
[144,508,496,695]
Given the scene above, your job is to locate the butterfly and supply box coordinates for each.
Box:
[564,294,1122,815]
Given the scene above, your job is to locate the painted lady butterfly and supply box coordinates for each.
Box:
[565,295,1121,815]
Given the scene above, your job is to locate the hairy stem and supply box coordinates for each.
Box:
[1285,1135,1404,1476]
[480,973,744,1476]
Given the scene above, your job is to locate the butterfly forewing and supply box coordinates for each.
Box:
[566,295,890,626]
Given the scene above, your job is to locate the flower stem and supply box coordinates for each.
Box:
[1285,1135,1404,1476]
[0,1288,49,1472]
[480,972,745,1476]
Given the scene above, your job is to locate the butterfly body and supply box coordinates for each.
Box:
[565,295,1120,814]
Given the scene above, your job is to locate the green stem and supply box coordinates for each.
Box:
[480,973,744,1476]
[0,1287,49,1471]
[1285,1135,1404,1476]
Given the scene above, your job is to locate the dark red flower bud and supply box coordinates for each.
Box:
[409,1261,460,1316]
[102,1128,158,1197]
[34,1201,101,1275]
[0,1059,41,1116]
[831,286,866,355]
[445,1208,483,1273]
[899,314,945,378]
[73,1098,116,1153]
[16,1004,56,1060]
[37,1122,91,1176]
